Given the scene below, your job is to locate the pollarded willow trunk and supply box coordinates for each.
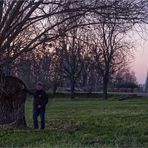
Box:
[0,75,27,128]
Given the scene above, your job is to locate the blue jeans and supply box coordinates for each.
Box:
[33,108,45,129]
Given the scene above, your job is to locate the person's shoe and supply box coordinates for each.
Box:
[34,127,38,129]
[40,127,45,129]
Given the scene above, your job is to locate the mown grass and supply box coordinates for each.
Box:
[0,97,148,147]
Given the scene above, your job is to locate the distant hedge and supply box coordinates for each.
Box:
[47,92,140,99]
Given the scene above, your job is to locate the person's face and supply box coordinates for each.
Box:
[36,84,43,90]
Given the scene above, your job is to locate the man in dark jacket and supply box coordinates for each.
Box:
[33,82,48,129]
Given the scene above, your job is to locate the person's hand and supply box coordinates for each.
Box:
[37,105,41,108]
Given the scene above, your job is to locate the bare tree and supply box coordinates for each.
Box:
[0,0,89,68]
[57,34,84,99]
[0,0,87,127]
[0,0,147,67]
[0,0,148,127]
[49,47,63,95]
[86,17,133,99]
[114,68,138,92]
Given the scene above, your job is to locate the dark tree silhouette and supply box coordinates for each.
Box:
[0,0,148,127]
[0,74,27,128]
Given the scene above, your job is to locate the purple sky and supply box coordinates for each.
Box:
[133,48,148,84]
[131,29,148,84]
[124,25,148,84]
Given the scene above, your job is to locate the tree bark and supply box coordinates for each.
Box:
[0,76,27,128]
[53,82,58,96]
[103,73,109,99]
[70,78,75,99]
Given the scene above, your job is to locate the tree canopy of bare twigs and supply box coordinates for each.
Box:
[0,0,148,127]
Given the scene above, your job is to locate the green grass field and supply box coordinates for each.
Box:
[0,97,148,147]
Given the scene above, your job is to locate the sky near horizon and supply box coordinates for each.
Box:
[130,26,148,84]
[133,45,148,84]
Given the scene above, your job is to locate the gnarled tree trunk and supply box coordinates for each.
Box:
[0,75,27,128]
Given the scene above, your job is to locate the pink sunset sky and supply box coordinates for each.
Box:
[134,46,148,84]
[130,26,148,84]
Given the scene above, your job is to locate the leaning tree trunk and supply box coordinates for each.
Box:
[0,75,27,128]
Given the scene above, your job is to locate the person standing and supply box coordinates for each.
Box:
[33,82,48,129]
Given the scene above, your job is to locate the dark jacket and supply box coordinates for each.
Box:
[33,90,48,109]
[24,88,48,108]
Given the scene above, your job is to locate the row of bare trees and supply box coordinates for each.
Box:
[8,23,137,99]
[0,0,148,99]
[0,0,148,127]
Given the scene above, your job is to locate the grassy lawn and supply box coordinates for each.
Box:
[0,97,148,147]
